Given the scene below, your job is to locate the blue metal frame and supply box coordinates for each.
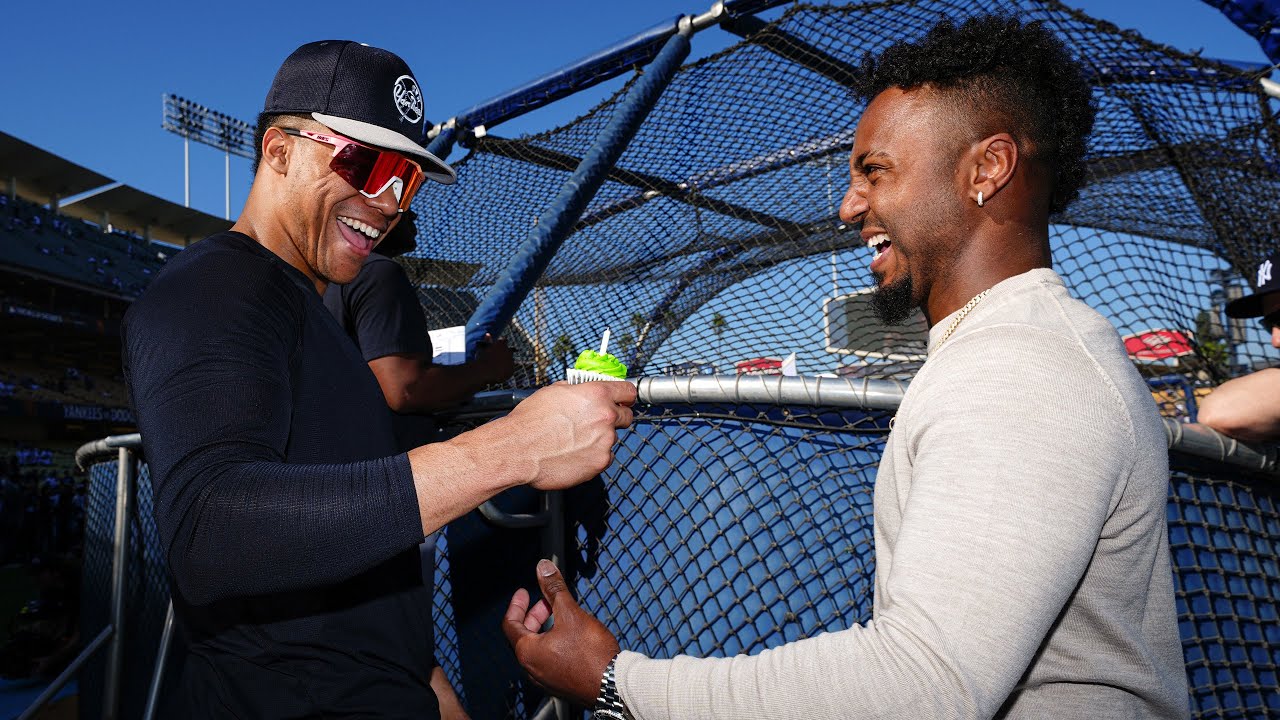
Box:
[1202,0,1280,64]
[444,0,1275,360]
[437,0,792,136]
[1148,374,1200,423]
[464,29,695,353]
[437,0,1274,141]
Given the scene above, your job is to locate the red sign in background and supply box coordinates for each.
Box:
[1123,329,1195,361]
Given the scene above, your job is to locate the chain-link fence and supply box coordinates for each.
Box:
[77,455,176,720]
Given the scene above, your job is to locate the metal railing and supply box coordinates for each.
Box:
[19,433,141,720]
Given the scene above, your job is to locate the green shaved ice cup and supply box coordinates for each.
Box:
[568,350,628,382]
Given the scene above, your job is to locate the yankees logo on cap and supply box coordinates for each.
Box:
[263,40,455,185]
[1226,249,1280,319]
[393,76,424,125]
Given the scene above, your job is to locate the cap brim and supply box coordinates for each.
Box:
[1225,291,1273,319]
[313,112,456,185]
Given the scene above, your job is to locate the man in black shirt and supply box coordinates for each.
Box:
[122,40,635,719]
[325,212,514,718]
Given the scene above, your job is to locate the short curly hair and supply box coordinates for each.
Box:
[854,15,1096,215]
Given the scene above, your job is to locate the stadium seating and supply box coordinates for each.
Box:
[0,194,166,298]
[0,362,128,410]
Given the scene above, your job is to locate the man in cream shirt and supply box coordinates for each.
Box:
[502,15,1188,719]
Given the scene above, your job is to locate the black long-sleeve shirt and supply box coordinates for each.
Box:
[122,232,437,718]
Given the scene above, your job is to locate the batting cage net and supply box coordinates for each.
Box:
[409,0,1279,387]
[398,1,1280,716]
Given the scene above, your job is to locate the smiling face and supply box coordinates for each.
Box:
[838,87,971,325]
[260,122,403,292]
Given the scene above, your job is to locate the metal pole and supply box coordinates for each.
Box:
[464,25,695,356]
[183,138,190,208]
[16,626,113,720]
[542,491,566,570]
[225,150,230,219]
[426,121,457,161]
[103,447,135,720]
[542,489,569,720]
[143,601,176,720]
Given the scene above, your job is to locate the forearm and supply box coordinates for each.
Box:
[411,381,635,533]
[430,665,470,720]
[371,355,501,413]
[616,619,970,720]
[1197,369,1280,442]
[400,363,495,412]
[408,414,527,535]
[163,452,423,605]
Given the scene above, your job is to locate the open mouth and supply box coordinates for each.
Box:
[337,215,381,254]
[867,233,892,267]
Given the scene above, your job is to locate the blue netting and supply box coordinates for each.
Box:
[80,409,1280,718]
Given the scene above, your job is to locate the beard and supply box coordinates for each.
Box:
[871,270,915,325]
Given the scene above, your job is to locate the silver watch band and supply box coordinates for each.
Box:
[593,655,633,720]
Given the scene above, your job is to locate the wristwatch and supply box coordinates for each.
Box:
[593,655,634,720]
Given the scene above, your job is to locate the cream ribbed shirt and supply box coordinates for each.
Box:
[616,268,1188,719]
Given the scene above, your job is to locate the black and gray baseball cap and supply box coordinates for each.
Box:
[1226,250,1280,318]
[264,40,456,185]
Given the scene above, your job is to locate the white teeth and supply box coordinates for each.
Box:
[338,216,381,240]
[865,233,890,260]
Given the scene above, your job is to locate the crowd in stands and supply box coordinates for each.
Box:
[0,448,84,567]
[0,364,128,409]
[0,446,84,680]
[0,192,149,680]
[0,193,167,298]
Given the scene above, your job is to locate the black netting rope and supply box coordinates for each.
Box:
[409,0,1278,390]
[1167,470,1280,717]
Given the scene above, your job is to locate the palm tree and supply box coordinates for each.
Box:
[711,312,727,337]
[551,333,576,368]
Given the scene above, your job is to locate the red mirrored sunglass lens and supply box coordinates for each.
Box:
[329,143,424,211]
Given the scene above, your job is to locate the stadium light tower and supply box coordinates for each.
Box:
[162,94,255,219]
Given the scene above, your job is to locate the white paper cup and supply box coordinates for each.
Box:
[566,368,627,384]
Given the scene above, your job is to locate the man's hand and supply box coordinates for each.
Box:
[474,333,515,386]
[500,381,637,491]
[408,379,634,536]
[503,559,620,707]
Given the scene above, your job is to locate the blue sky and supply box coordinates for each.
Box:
[0,0,1272,222]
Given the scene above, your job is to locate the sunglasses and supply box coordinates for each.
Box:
[279,128,425,212]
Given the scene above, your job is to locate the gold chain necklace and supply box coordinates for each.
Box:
[936,289,992,347]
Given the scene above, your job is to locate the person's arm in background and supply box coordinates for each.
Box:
[341,256,515,412]
[1197,368,1280,442]
[370,335,514,413]
[430,666,470,720]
